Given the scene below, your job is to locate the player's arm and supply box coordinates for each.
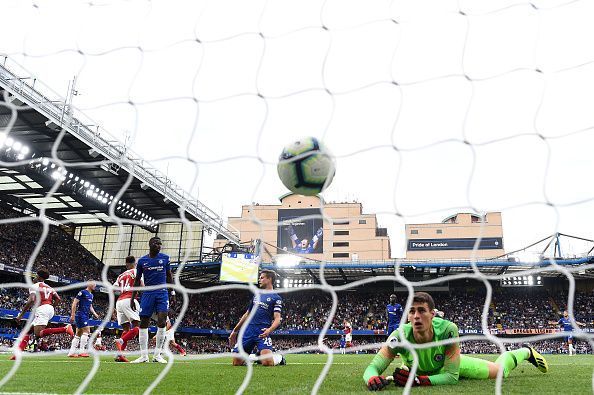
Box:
[259,311,282,338]
[363,345,397,390]
[14,293,36,321]
[166,266,175,303]
[70,297,79,323]
[288,225,298,248]
[90,305,99,319]
[130,264,143,311]
[112,278,121,295]
[229,310,250,347]
[311,227,323,249]
[52,291,61,306]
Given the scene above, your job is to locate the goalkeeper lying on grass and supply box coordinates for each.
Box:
[364,292,548,390]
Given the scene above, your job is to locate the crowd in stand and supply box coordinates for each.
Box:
[0,206,593,356]
[173,289,594,333]
[0,206,109,281]
[1,282,593,334]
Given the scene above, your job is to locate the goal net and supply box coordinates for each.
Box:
[0,0,593,393]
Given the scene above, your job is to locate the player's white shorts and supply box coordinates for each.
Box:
[345,333,352,342]
[32,304,54,326]
[116,298,140,325]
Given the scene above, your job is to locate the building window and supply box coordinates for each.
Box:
[359,219,366,224]
[333,219,350,225]
[436,229,443,234]
[411,229,418,235]
[471,215,484,223]
[334,230,349,236]
[333,242,349,247]
[333,253,349,258]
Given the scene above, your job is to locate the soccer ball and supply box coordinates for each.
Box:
[277,137,335,196]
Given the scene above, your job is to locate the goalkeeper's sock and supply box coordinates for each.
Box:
[139,328,149,358]
[79,334,89,354]
[363,353,392,383]
[495,348,530,378]
[154,327,166,358]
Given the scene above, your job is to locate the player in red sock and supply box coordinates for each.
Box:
[11,268,74,360]
[113,256,141,362]
[150,316,186,356]
[166,319,186,356]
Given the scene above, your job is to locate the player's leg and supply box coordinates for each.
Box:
[37,305,72,339]
[458,355,493,379]
[115,299,132,360]
[120,315,141,350]
[168,332,186,355]
[257,337,284,366]
[10,329,32,360]
[78,326,91,357]
[460,346,548,380]
[33,324,44,338]
[131,294,154,363]
[152,310,168,363]
[121,319,140,347]
[151,292,169,363]
[567,337,574,356]
[115,322,130,353]
[68,327,85,357]
[232,338,256,366]
[38,324,73,338]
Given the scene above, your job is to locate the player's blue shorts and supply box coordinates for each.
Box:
[139,290,169,317]
[387,325,398,336]
[232,330,274,354]
[75,314,89,328]
[564,333,573,342]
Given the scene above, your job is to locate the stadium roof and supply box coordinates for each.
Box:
[0,58,239,243]
[173,256,594,285]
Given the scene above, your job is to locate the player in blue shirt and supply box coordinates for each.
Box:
[288,224,323,254]
[130,237,174,364]
[556,310,585,356]
[229,270,285,366]
[68,282,99,357]
[386,294,403,337]
[339,335,346,354]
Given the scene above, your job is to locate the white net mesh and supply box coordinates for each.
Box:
[0,0,594,393]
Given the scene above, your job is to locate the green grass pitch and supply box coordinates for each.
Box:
[0,354,591,394]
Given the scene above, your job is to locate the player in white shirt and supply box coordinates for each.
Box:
[12,268,74,360]
[113,256,141,362]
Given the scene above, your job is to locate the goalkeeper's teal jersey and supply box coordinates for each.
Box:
[387,317,460,383]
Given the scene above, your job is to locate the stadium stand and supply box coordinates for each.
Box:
[0,206,112,281]
[0,264,592,356]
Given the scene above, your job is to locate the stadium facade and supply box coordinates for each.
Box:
[213,193,391,263]
[405,212,505,260]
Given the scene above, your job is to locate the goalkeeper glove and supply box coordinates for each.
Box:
[288,225,298,242]
[367,376,389,391]
[393,367,431,387]
[312,227,323,243]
